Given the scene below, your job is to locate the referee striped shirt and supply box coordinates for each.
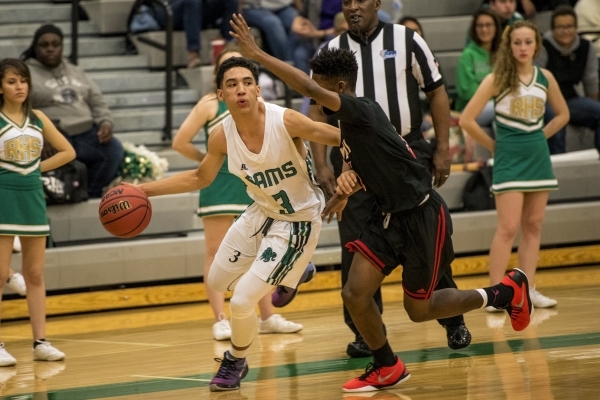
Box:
[320,21,444,137]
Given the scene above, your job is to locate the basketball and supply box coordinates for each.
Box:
[98,185,152,238]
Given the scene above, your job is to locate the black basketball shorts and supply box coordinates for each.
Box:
[346,190,455,300]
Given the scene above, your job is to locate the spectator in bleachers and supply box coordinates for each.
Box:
[459,21,569,311]
[242,0,324,74]
[398,16,423,36]
[455,9,502,130]
[154,0,238,68]
[0,58,74,365]
[302,0,390,42]
[518,0,571,19]
[575,0,600,81]
[171,44,305,340]
[483,0,524,30]
[534,5,600,154]
[21,24,124,199]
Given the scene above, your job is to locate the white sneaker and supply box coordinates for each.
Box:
[33,341,65,361]
[7,272,26,296]
[0,343,16,367]
[485,305,503,313]
[213,316,231,341]
[258,314,303,334]
[529,288,557,308]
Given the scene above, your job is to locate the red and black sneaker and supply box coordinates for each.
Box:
[499,268,533,331]
[342,356,410,392]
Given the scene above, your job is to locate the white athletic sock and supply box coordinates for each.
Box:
[475,289,488,308]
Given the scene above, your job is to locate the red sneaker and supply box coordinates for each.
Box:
[499,268,533,331]
[342,356,410,392]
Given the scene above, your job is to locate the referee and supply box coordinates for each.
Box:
[308,0,471,357]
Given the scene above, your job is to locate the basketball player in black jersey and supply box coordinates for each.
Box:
[231,13,533,393]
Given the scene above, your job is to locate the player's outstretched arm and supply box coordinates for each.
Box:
[283,108,340,146]
[140,127,227,197]
[229,13,341,112]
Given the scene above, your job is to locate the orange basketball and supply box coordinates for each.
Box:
[99,185,152,238]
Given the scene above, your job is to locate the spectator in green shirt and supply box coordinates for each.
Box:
[456,9,502,128]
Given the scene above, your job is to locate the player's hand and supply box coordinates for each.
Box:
[321,195,347,223]
[229,14,260,59]
[336,170,357,195]
[315,166,336,199]
[97,121,113,144]
[432,148,451,188]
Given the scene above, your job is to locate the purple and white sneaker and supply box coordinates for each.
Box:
[209,351,249,392]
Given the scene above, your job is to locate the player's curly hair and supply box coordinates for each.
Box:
[493,20,541,95]
[216,57,259,90]
[309,48,359,91]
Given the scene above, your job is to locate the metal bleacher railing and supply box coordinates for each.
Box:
[70,0,175,141]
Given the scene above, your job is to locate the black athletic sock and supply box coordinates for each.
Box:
[33,338,46,349]
[372,341,396,367]
[483,284,514,308]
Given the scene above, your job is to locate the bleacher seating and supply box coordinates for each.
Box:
[46,193,198,244]
[80,0,135,34]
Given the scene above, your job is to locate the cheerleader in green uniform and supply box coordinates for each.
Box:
[172,45,303,341]
[0,59,75,365]
[460,21,570,310]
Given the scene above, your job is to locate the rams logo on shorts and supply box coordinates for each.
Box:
[260,247,277,262]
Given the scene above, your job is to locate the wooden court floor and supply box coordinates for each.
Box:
[0,266,600,399]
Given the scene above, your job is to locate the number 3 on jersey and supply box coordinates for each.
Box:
[272,190,295,214]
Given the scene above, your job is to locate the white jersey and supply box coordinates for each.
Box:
[222,102,325,222]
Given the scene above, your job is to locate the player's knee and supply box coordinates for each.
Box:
[341,285,361,309]
[229,295,255,320]
[22,269,43,288]
[403,302,428,323]
[205,262,236,292]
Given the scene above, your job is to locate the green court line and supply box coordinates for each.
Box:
[5,331,600,399]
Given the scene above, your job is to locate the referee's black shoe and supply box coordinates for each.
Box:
[444,324,472,350]
[346,337,372,358]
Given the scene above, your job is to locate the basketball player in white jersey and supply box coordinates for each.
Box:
[137,57,340,392]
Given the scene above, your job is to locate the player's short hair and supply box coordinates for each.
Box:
[216,57,259,90]
[309,48,359,91]
[551,5,577,30]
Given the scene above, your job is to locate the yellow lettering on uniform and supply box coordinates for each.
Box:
[510,98,523,118]
[535,98,544,118]
[523,96,535,120]
[3,135,42,162]
[510,96,545,121]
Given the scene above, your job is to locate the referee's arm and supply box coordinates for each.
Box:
[425,85,451,188]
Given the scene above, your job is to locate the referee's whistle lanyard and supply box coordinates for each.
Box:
[381,193,430,230]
